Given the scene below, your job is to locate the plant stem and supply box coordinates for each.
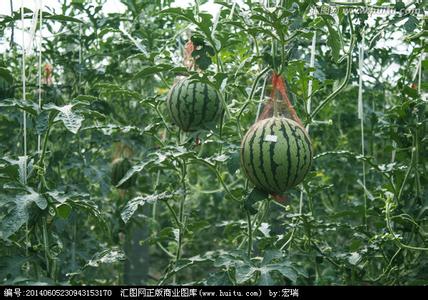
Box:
[188,158,239,202]
[246,210,252,258]
[272,39,277,73]
[385,196,428,251]
[174,157,187,284]
[237,67,270,136]
[308,14,355,122]
[9,0,14,48]
[42,218,51,278]
[164,200,180,228]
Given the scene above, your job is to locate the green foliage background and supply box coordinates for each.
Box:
[0,0,427,285]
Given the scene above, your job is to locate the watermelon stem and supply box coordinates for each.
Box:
[188,158,239,202]
[246,210,253,258]
[308,14,356,123]
[236,67,270,137]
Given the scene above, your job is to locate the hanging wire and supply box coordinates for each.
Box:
[37,0,43,153]
[211,4,221,39]
[306,31,317,127]
[358,34,365,120]
[299,31,317,215]
[78,23,82,88]
[416,44,423,95]
[21,0,27,184]
[26,5,39,55]
[358,30,367,227]
[228,0,237,19]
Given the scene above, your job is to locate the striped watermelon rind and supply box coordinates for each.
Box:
[240,117,313,194]
[166,77,223,132]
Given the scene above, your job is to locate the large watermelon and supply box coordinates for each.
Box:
[240,117,313,194]
[111,157,136,189]
[166,77,223,131]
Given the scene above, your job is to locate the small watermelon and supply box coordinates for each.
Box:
[240,117,313,194]
[111,157,136,189]
[166,77,223,131]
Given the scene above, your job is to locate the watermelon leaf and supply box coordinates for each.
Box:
[244,188,269,215]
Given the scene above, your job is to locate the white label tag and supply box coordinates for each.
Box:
[264,135,278,142]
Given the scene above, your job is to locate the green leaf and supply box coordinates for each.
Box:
[74,95,98,102]
[68,197,108,233]
[85,247,126,268]
[205,271,233,285]
[116,158,156,188]
[121,192,175,223]
[235,263,256,284]
[258,223,271,238]
[403,16,418,32]
[0,67,13,83]
[47,190,84,204]
[44,103,86,134]
[0,256,29,280]
[159,8,213,40]
[0,158,20,182]
[348,252,361,265]
[133,64,172,79]
[43,14,83,23]
[403,85,418,98]
[271,264,298,282]
[323,17,342,62]
[227,151,240,174]
[261,249,283,265]
[0,188,47,240]
[56,204,72,219]
[0,99,40,115]
[213,250,249,268]
[35,111,50,135]
[244,188,268,215]
[194,54,212,70]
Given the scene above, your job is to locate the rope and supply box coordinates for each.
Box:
[257,73,303,127]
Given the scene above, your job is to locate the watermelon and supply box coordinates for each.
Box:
[111,157,136,189]
[166,77,223,131]
[240,117,313,194]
